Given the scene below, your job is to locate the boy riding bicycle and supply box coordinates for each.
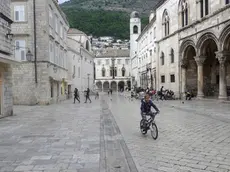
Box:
[141,94,160,120]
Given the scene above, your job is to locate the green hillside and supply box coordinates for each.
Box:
[60,0,160,39]
[61,8,148,39]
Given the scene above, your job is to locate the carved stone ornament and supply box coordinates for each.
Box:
[194,56,206,66]
[216,51,230,64]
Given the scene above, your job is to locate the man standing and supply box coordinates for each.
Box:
[74,88,80,103]
[84,88,92,103]
[160,86,165,100]
[110,88,113,95]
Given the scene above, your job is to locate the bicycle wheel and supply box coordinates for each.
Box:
[140,119,147,135]
[150,122,158,140]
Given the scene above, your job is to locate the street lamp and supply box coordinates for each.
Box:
[6,33,13,40]
[87,73,90,88]
[26,50,33,61]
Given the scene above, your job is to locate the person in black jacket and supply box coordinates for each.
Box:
[74,88,80,103]
[140,94,160,120]
[84,88,92,103]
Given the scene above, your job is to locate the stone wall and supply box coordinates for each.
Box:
[12,63,37,105]
[12,62,68,105]
[12,62,50,105]
[0,63,13,117]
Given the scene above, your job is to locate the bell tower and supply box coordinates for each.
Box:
[130,11,141,59]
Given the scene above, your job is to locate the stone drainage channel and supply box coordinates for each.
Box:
[100,98,138,172]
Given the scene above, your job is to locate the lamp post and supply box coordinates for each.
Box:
[87,74,90,88]
[26,50,33,61]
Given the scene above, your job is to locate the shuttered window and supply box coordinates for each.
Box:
[14,6,25,22]
[15,40,26,61]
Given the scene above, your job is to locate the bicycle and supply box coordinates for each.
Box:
[140,112,158,140]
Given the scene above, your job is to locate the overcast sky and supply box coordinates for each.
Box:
[59,0,68,4]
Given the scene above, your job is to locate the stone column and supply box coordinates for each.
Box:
[216,51,229,100]
[194,56,206,99]
[102,81,104,92]
[181,59,188,94]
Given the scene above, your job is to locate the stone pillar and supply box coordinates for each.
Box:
[102,82,104,92]
[216,51,229,100]
[211,61,216,84]
[194,56,206,99]
[181,59,188,94]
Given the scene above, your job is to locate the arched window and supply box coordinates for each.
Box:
[86,40,90,51]
[162,10,170,36]
[133,25,138,34]
[200,0,209,18]
[180,0,188,27]
[114,67,117,76]
[122,66,126,77]
[161,52,165,65]
[110,67,113,76]
[102,67,106,77]
[170,48,174,63]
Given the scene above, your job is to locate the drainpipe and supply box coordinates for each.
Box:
[33,0,38,83]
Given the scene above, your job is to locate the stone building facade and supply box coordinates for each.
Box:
[135,12,157,89]
[131,0,230,100]
[11,0,69,105]
[95,49,131,92]
[0,0,19,117]
[67,28,95,94]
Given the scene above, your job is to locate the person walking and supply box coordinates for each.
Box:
[95,91,99,100]
[84,88,92,103]
[160,86,165,100]
[74,88,80,103]
[110,88,113,95]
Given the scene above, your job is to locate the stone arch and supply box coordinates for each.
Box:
[122,66,126,77]
[178,0,189,27]
[170,48,175,63]
[219,24,230,51]
[118,81,125,92]
[162,9,170,36]
[182,45,198,95]
[179,39,196,59]
[103,81,109,92]
[96,81,102,91]
[196,32,220,97]
[127,80,131,89]
[133,25,138,34]
[196,32,219,55]
[111,81,117,91]
[160,52,165,65]
[102,66,106,77]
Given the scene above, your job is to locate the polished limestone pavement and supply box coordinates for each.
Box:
[0,94,230,172]
[106,94,230,172]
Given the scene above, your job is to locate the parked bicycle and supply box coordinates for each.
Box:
[140,112,158,140]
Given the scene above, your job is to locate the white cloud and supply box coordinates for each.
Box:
[59,0,68,4]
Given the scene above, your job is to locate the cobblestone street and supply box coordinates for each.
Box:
[0,94,230,172]
[106,94,230,172]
